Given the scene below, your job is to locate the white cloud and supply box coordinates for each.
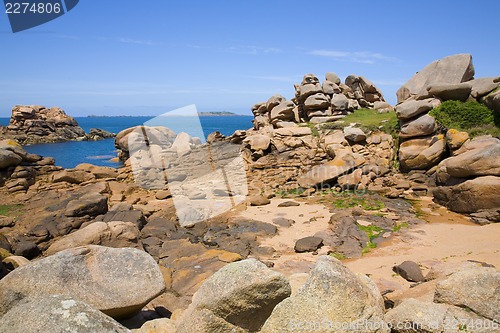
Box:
[308,50,399,64]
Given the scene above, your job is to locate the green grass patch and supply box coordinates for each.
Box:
[300,122,320,137]
[429,100,500,137]
[320,108,399,136]
[331,192,385,211]
[358,223,384,254]
[393,222,409,232]
[0,204,23,217]
[329,252,347,260]
[276,188,306,198]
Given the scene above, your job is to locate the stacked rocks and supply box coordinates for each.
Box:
[0,105,86,145]
[395,54,500,222]
[396,54,500,171]
[252,73,387,130]
[0,139,58,193]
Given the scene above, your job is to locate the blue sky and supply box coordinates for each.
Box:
[1,1,499,116]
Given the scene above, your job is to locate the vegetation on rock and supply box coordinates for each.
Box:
[320,108,399,136]
[429,100,500,137]
[331,192,385,211]
[0,204,23,217]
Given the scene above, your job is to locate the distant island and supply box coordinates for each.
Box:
[197,111,241,116]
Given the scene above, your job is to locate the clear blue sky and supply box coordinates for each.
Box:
[1,1,499,116]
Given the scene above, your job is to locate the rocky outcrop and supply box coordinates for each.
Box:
[177,258,291,333]
[45,221,142,255]
[436,142,500,181]
[385,298,497,333]
[399,135,446,171]
[261,256,388,333]
[252,73,386,130]
[0,139,58,193]
[0,295,132,333]
[483,88,500,114]
[114,126,177,162]
[0,245,165,319]
[87,128,116,141]
[396,54,475,103]
[433,176,500,214]
[395,54,500,174]
[0,105,86,144]
[385,265,500,332]
[432,138,500,221]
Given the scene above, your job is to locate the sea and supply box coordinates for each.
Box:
[0,116,254,169]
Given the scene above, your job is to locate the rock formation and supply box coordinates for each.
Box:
[0,105,86,144]
[0,139,59,193]
[252,72,388,129]
[393,54,500,222]
[0,245,165,319]
[0,105,116,144]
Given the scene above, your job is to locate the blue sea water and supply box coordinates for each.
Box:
[0,116,254,169]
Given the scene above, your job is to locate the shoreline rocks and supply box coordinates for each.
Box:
[0,105,116,145]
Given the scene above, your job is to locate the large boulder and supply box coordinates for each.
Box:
[172,132,195,156]
[469,77,500,99]
[0,139,41,170]
[0,245,165,319]
[244,134,271,151]
[297,150,366,188]
[343,127,367,142]
[0,295,131,333]
[64,193,108,217]
[177,258,291,333]
[434,266,500,322]
[297,74,323,101]
[322,80,341,95]
[433,176,500,214]
[484,89,500,114]
[454,135,500,155]
[303,93,330,111]
[74,163,118,179]
[399,114,437,138]
[45,221,142,255]
[274,127,312,137]
[269,101,296,124]
[266,94,286,113]
[385,298,497,333]
[114,126,177,161]
[436,143,500,180]
[331,93,350,111]
[396,54,475,103]
[51,169,96,184]
[399,135,446,171]
[427,82,472,101]
[325,72,341,85]
[395,98,436,120]
[0,148,23,169]
[261,256,388,333]
[345,75,385,103]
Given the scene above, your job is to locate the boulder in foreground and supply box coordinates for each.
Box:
[260,256,388,333]
[177,258,291,333]
[0,245,165,319]
[0,295,131,333]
